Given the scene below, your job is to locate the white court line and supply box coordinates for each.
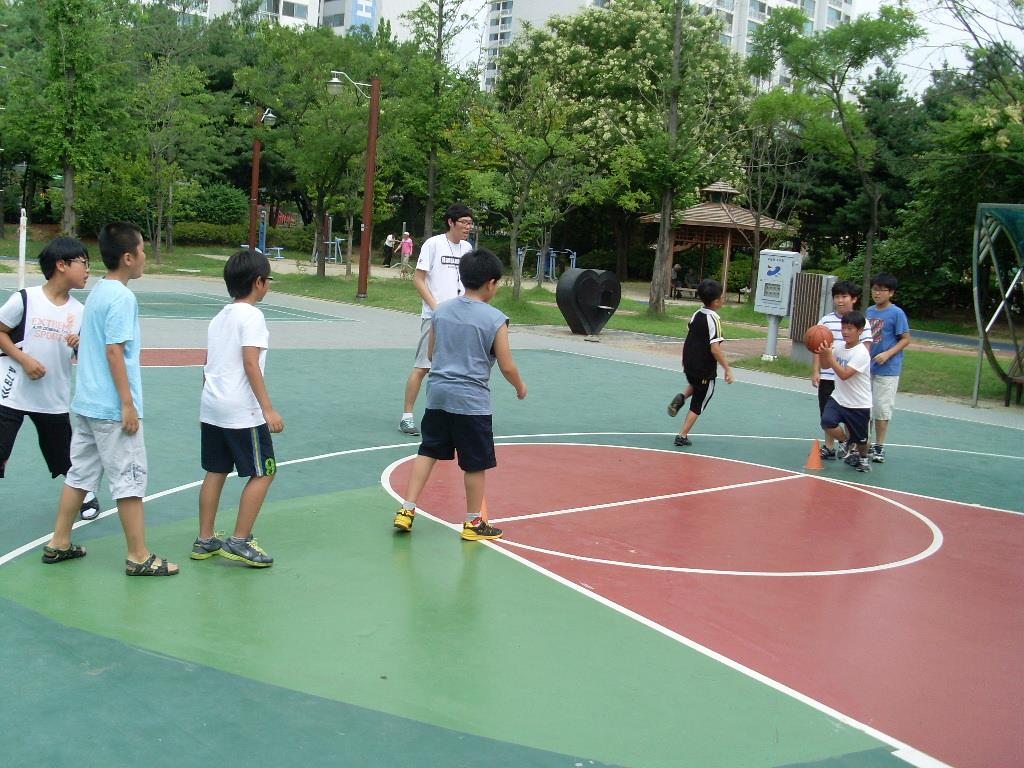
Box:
[377,449,952,768]
[493,431,1024,507]
[393,442,945,576]
[489,474,803,523]
[0,441,414,569]
[0,434,991,766]
[153,290,350,322]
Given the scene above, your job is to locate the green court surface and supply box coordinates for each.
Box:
[1,283,1021,767]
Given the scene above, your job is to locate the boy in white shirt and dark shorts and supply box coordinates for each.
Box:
[192,249,284,568]
[815,310,873,473]
[0,237,100,518]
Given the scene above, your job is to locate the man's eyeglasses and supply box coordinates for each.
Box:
[65,257,90,267]
[455,217,474,225]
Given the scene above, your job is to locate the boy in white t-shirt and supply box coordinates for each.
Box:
[192,249,284,568]
[399,203,474,436]
[811,280,872,461]
[815,310,873,473]
[0,236,100,518]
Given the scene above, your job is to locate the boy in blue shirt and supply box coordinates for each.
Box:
[393,248,527,541]
[866,273,911,464]
[41,222,178,576]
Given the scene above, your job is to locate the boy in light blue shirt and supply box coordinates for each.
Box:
[866,272,911,464]
[394,248,527,541]
[42,222,178,577]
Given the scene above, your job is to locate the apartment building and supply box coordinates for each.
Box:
[481,0,854,89]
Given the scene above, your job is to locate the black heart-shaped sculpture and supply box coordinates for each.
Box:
[555,268,621,335]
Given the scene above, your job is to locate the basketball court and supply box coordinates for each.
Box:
[1,275,1021,768]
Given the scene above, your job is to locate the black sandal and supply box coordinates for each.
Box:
[125,554,178,576]
[41,544,87,564]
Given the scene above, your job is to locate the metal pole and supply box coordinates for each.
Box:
[248,107,263,252]
[356,78,380,299]
[17,207,26,289]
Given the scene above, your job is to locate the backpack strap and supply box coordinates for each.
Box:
[0,289,28,357]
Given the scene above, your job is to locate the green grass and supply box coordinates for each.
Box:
[733,348,1019,404]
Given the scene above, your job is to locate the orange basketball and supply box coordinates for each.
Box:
[804,324,833,352]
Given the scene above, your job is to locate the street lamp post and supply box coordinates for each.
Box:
[248,107,277,253]
[327,71,380,299]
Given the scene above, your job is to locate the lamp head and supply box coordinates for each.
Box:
[261,108,277,127]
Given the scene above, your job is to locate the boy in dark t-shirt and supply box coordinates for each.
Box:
[666,279,733,447]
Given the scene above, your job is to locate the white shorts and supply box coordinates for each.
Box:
[65,414,148,500]
[413,317,432,369]
[871,375,899,421]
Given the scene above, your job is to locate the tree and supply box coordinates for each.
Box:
[130,58,215,260]
[402,0,481,237]
[496,0,749,314]
[461,74,598,299]
[43,0,136,234]
[749,4,923,298]
[742,89,804,302]
[239,26,378,277]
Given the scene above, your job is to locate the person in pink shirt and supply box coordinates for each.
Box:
[399,232,414,268]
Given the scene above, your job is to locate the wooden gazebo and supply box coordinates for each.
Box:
[639,181,791,292]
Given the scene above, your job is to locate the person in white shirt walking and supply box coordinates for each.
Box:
[399,204,475,436]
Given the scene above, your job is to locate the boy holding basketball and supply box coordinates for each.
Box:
[42,222,179,576]
[393,248,527,541]
[666,278,733,447]
[812,280,872,460]
[191,249,284,568]
[816,310,872,473]
[866,273,910,464]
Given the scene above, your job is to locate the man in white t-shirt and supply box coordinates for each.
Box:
[399,203,475,436]
[0,236,100,517]
[192,248,284,568]
[815,310,873,473]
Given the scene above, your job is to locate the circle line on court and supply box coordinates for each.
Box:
[384,441,946,578]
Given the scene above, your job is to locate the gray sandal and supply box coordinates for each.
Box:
[125,554,178,576]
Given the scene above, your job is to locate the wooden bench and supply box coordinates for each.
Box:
[671,286,697,300]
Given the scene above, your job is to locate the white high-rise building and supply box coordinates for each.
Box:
[141,1,383,34]
[481,0,854,90]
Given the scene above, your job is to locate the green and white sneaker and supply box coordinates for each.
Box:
[190,534,224,560]
[219,535,274,567]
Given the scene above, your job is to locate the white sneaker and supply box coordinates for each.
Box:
[399,418,419,436]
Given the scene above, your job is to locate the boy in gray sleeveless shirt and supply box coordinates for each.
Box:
[393,248,527,541]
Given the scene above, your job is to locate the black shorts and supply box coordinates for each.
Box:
[0,405,72,479]
[201,422,276,478]
[817,379,836,415]
[821,399,870,445]
[418,409,496,473]
[684,373,717,416]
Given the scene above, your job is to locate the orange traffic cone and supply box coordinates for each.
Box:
[804,439,823,471]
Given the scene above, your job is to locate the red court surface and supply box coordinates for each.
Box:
[140,347,206,366]
[389,443,1024,768]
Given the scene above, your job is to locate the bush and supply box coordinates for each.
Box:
[726,255,752,294]
[173,222,247,246]
[76,180,147,236]
[183,184,249,225]
[267,225,315,253]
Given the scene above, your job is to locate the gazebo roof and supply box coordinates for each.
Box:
[638,201,790,233]
[701,181,740,196]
